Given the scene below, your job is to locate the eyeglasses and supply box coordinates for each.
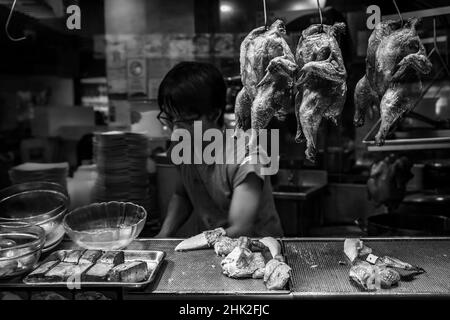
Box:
[157,111,202,127]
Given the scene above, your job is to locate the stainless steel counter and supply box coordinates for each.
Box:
[1,237,450,299]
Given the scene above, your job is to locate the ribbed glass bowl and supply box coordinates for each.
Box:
[0,182,69,251]
[63,201,147,250]
[0,223,45,279]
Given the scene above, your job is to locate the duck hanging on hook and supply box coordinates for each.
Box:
[233,0,297,155]
[353,0,433,146]
[5,0,27,41]
[234,18,297,141]
[293,2,348,162]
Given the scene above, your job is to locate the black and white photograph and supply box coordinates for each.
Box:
[0,0,449,312]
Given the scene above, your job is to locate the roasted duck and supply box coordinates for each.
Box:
[295,23,347,162]
[354,18,432,145]
[234,19,297,140]
[367,155,413,210]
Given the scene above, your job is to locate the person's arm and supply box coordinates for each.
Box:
[155,172,193,238]
[225,173,263,237]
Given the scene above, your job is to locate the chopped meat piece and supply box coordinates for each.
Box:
[108,261,148,282]
[82,263,112,282]
[25,261,60,282]
[214,236,239,257]
[221,237,266,278]
[98,251,125,266]
[44,262,92,282]
[79,250,103,264]
[263,259,291,290]
[62,250,86,264]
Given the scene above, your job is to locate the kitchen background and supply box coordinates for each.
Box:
[0,0,449,238]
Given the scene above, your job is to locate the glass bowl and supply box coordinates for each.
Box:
[0,182,69,252]
[0,223,45,279]
[63,201,147,250]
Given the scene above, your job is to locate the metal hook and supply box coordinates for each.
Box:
[317,0,323,32]
[392,0,403,26]
[262,0,268,30]
[5,0,27,41]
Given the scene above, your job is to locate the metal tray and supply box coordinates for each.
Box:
[23,250,165,289]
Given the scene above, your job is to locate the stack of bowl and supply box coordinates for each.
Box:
[9,162,69,191]
[0,182,69,252]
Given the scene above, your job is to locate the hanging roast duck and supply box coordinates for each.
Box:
[294,23,348,162]
[234,20,297,140]
[354,18,432,145]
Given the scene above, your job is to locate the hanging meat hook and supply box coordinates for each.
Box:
[5,0,27,41]
[316,0,323,32]
[392,0,403,27]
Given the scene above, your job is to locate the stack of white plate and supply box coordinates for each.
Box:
[93,131,150,209]
[9,162,69,190]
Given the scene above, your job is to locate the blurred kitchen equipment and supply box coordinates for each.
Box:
[401,192,450,217]
[356,213,450,237]
[67,164,98,210]
[407,163,424,192]
[423,160,450,191]
[63,201,147,250]
[367,155,413,211]
[0,182,68,252]
[0,222,45,279]
[9,162,69,190]
[271,169,327,236]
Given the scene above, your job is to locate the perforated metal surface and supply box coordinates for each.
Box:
[126,239,289,295]
[283,238,450,296]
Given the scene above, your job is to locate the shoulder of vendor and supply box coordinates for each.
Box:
[179,141,284,238]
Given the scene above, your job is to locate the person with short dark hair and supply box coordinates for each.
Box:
[155,62,283,237]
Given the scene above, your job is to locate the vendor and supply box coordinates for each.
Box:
[155,62,283,238]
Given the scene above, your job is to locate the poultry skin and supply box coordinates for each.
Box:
[354,18,432,145]
[234,19,296,142]
[295,23,347,162]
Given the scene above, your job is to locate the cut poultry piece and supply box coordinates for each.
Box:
[214,236,239,257]
[263,259,291,290]
[175,228,226,252]
[343,238,372,263]
[295,23,347,162]
[258,237,283,262]
[221,237,266,279]
[349,261,400,291]
[234,19,296,137]
[354,18,432,145]
[375,256,425,277]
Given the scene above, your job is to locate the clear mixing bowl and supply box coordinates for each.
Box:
[0,182,69,251]
[0,222,45,279]
[63,201,147,250]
